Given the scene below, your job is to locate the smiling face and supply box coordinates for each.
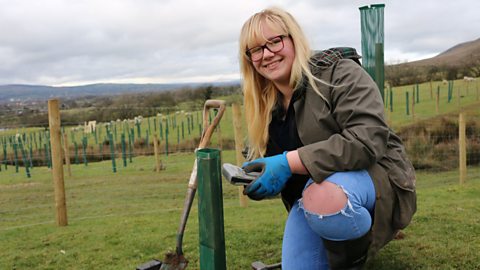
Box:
[249,21,295,89]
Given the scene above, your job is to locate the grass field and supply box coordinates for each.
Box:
[1,149,479,269]
[1,78,479,268]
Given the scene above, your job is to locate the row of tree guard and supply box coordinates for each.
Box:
[3,78,478,177]
[384,79,479,116]
[0,108,221,177]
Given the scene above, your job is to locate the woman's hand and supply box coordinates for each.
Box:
[242,152,292,200]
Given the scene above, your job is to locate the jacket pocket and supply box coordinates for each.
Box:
[389,164,417,229]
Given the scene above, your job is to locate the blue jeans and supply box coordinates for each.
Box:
[281,170,376,269]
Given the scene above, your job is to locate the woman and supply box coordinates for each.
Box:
[239,7,416,269]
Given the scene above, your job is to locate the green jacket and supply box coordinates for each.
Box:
[295,56,417,256]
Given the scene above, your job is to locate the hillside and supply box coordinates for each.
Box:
[386,38,480,86]
[0,81,239,104]
[410,38,480,67]
[0,83,186,103]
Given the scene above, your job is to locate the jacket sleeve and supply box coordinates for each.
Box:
[298,59,389,182]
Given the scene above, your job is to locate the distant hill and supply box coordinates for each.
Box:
[409,38,480,67]
[386,38,480,86]
[0,81,239,103]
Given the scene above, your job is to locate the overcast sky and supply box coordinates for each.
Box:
[0,0,478,86]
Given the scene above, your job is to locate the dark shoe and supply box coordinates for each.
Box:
[322,231,372,270]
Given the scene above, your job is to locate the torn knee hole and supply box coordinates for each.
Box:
[301,181,348,215]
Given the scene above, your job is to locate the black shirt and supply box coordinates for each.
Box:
[266,90,310,211]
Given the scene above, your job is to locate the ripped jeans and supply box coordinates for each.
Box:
[281,170,376,270]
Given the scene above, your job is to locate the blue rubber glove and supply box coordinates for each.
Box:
[242,152,292,200]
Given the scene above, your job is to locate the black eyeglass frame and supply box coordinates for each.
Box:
[245,35,288,62]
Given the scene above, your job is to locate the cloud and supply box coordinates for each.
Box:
[0,0,478,85]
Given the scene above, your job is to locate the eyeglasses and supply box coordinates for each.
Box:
[246,35,287,62]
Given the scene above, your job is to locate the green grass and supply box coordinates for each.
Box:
[1,150,479,269]
[1,78,479,268]
[366,168,480,269]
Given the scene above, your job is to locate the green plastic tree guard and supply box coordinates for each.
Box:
[160,121,163,140]
[148,118,151,135]
[177,127,180,145]
[28,144,33,169]
[46,141,52,168]
[13,142,19,173]
[82,136,88,166]
[128,131,133,163]
[375,43,385,102]
[2,140,7,170]
[190,114,194,132]
[73,141,79,165]
[196,148,227,270]
[182,121,185,140]
[121,133,127,167]
[108,133,116,173]
[389,86,393,112]
[406,92,410,115]
[114,123,118,142]
[359,4,385,102]
[19,139,31,178]
[165,122,169,156]
[136,122,141,139]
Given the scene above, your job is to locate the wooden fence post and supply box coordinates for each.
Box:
[459,113,467,184]
[232,103,248,207]
[108,132,117,173]
[63,132,72,177]
[153,134,161,173]
[406,92,409,115]
[48,99,68,226]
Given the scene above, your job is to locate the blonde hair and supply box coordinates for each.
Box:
[239,7,326,159]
